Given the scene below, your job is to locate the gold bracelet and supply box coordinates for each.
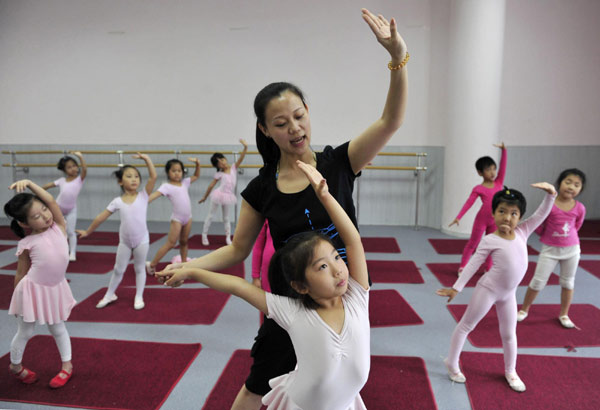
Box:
[388,52,410,70]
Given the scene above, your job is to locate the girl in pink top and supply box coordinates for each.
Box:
[5,179,77,388]
[199,139,248,246]
[518,169,587,328]
[147,158,201,273]
[438,183,557,393]
[158,161,371,410]
[449,144,507,275]
[252,220,275,292]
[78,154,156,310]
[42,151,87,261]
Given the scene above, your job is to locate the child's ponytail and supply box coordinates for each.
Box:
[4,193,38,238]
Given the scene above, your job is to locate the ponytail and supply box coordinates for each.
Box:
[4,193,38,238]
[10,219,26,238]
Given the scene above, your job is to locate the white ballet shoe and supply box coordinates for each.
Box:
[516,310,528,322]
[505,372,526,392]
[145,261,155,276]
[202,234,209,246]
[444,358,466,383]
[134,297,145,310]
[226,235,232,245]
[69,253,76,262]
[96,294,117,309]
[558,315,575,329]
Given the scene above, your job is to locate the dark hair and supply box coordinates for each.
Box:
[556,168,586,193]
[254,82,307,166]
[268,231,332,310]
[113,165,141,191]
[165,159,187,179]
[210,153,226,171]
[475,156,496,173]
[492,186,526,216]
[57,156,78,172]
[4,193,42,238]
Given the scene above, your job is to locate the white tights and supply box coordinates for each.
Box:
[105,241,149,299]
[64,208,78,255]
[11,316,71,364]
[447,283,518,374]
[202,201,231,237]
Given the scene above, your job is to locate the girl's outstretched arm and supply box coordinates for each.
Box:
[148,191,163,203]
[42,182,57,190]
[198,179,217,203]
[10,179,66,232]
[76,209,112,238]
[234,139,248,169]
[157,267,268,314]
[133,153,156,195]
[348,8,408,174]
[297,160,369,290]
[189,158,201,183]
[71,151,87,181]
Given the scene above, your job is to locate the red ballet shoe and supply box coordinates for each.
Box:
[49,369,72,388]
[10,365,38,384]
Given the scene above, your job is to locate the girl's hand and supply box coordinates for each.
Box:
[188,157,200,164]
[69,151,83,158]
[132,152,148,161]
[449,218,459,227]
[252,278,262,289]
[361,8,407,62]
[493,142,506,150]
[76,229,88,238]
[9,180,32,193]
[155,266,190,287]
[296,160,328,198]
[436,288,458,303]
[239,138,248,148]
[198,197,207,204]
[531,182,557,196]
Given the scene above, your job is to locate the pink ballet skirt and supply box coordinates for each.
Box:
[210,164,238,205]
[210,189,237,205]
[8,223,76,325]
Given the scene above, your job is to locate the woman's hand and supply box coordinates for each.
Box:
[436,288,458,303]
[361,8,407,62]
[531,182,557,196]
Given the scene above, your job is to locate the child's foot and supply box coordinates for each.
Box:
[96,294,118,308]
[145,261,155,276]
[444,358,466,383]
[226,235,232,245]
[202,234,209,246]
[505,372,526,392]
[49,369,72,388]
[9,365,38,384]
[516,310,528,322]
[559,315,575,328]
[134,297,145,310]
[69,252,76,262]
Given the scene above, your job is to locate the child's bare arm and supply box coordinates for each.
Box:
[189,158,201,183]
[10,180,66,231]
[14,251,31,288]
[199,180,217,203]
[296,160,369,290]
[234,139,248,169]
[132,153,157,195]
[42,182,57,190]
[77,209,112,238]
[71,151,87,180]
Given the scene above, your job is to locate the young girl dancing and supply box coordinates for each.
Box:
[199,139,248,246]
[77,154,156,310]
[42,151,87,261]
[449,143,507,275]
[158,161,370,410]
[517,169,587,328]
[5,179,77,388]
[146,157,200,273]
[252,220,275,292]
[437,182,557,392]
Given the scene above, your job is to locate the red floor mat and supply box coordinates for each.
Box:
[120,262,246,286]
[1,251,118,274]
[204,350,436,410]
[0,335,200,410]
[367,260,424,283]
[447,303,600,348]
[580,259,600,279]
[369,289,423,327]
[0,226,17,241]
[0,274,14,309]
[78,231,165,246]
[361,237,401,253]
[461,352,600,410]
[0,244,15,253]
[580,239,600,254]
[69,287,230,324]
[579,219,600,238]
[428,238,539,255]
[426,262,559,288]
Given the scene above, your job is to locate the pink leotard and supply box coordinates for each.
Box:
[535,201,586,247]
[54,176,83,215]
[9,223,76,325]
[106,190,150,249]
[262,277,370,410]
[210,164,237,205]
[252,220,275,292]
[158,177,192,225]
